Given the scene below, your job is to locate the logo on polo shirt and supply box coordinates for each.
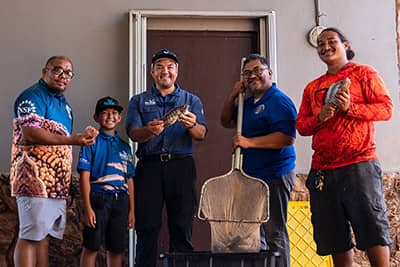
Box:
[255,104,265,115]
[66,104,72,119]
[17,100,37,117]
[144,99,156,106]
[120,151,129,161]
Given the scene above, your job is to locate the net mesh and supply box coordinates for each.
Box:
[199,170,269,253]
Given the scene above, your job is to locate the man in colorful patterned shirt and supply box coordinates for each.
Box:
[10,56,95,267]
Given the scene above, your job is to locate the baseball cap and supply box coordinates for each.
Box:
[151,49,179,64]
[95,96,123,114]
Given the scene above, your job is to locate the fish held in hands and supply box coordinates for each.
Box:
[325,78,350,107]
[161,104,190,127]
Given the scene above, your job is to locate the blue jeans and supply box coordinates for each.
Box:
[260,170,295,267]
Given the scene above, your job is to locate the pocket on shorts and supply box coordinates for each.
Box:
[282,170,295,193]
[90,193,105,209]
[115,193,129,215]
[371,160,383,178]
[305,171,315,190]
[18,197,32,212]
[371,198,386,212]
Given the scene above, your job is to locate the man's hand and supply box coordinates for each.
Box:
[145,120,164,136]
[21,126,95,146]
[221,81,246,129]
[318,104,337,122]
[179,111,197,129]
[231,81,246,99]
[71,133,96,146]
[232,134,252,149]
[128,120,165,143]
[334,78,351,112]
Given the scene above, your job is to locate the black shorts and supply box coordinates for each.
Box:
[306,160,392,255]
[82,191,129,253]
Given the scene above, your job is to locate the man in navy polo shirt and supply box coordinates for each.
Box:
[78,96,135,267]
[126,49,207,267]
[10,56,95,267]
[221,54,297,267]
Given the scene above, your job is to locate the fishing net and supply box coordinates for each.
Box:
[198,167,269,253]
[198,58,269,253]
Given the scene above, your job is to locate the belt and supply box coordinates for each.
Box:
[140,153,192,162]
[91,191,127,200]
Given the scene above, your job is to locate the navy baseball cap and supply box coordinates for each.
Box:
[151,49,179,64]
[95,96,123,114]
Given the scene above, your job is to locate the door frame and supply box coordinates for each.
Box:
[128,10,277,98]
[127,10,277,262]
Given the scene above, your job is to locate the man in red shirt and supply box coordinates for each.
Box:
[296,28,393,266]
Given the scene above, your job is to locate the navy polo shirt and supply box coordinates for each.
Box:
[126,85,207,158]
[77,130,135,193]
[238,83,297,181]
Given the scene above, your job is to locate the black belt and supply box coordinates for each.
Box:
[140,153,192,162]
[91,191,127,200]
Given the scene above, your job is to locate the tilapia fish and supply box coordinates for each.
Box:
[161,104,190,127]
[325,78,350,106]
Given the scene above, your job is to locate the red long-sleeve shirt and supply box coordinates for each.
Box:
[296,61,393,170]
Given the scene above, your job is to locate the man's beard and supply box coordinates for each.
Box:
[248,83,263,96]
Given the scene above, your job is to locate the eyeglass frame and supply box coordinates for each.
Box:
[46,66,74,79]
[241,66,268,78]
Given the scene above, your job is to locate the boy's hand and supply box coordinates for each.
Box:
[83,207,96,228]
[85,125,99,138]
[128,210,135,229]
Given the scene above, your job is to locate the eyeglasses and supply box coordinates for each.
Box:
[241,67,268,78]
[46,66,74,79]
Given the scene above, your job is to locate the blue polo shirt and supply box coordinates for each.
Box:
[11,79,73,199]
[238,83,297,181]
[126,85,207,158]
[13,79,73,134]
[77,130,135,193]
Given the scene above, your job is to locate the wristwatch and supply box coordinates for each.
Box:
[188,122,197,129]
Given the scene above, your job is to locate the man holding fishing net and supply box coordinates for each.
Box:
[221,53,297,267]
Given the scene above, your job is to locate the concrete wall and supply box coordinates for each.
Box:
[0,0,398,173]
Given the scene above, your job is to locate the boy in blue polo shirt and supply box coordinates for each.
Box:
[78,96,135,267]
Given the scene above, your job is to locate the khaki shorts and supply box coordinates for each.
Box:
[17,197,67,241]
